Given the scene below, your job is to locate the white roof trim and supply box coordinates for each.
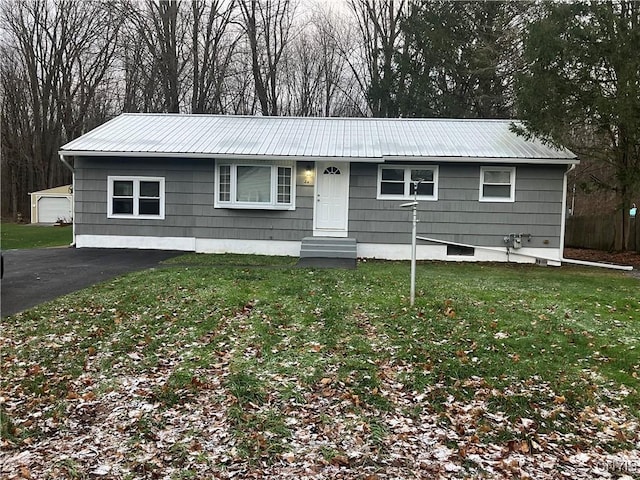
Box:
[58,150,385,163]
[59,150,579,165]
[382,156,580,165]
[59,114,577,163]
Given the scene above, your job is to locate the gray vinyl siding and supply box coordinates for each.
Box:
[349,163,565,248]
[75,156,566,249]
[74,156,313,241]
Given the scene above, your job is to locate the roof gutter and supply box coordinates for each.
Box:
[382,156,579,165]
[57,150,579,165]
[59,153,74,173]
[57,150,386,163]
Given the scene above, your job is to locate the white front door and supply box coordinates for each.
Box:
[314,162,350,237]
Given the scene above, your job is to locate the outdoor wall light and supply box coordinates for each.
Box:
[304,165,314,184]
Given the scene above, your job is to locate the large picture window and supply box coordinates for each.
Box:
[377,165,438,200]
[479,166,515,202]
[107,176,165,219]
[215,162,295,209]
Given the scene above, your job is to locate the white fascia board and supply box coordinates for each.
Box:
[382,156,579,165]
[58,150,385,163]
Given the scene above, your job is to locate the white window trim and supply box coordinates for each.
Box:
[215,161,296,210]
[377,165,439,201]
[107,176,165,219]
[479,166,516,203]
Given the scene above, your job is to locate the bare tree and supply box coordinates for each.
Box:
[1,50,36,219]
[349,0,406,117]
[190,0,239,113]
[120,4,166,112]
[224,44,260,114]
[311,5,365,116]
[0,0,124,219]
[278,2,366,117]
[127,0,189,113]
[281,29,323,116]
[238,0,297,116]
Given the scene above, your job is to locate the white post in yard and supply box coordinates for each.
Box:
[401,179,422,307]
[410,201,417,306]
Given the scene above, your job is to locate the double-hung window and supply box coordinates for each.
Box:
[108,176,165,219]
[215,162,295,209]
[479,167,515,202]
[377,165,438,200]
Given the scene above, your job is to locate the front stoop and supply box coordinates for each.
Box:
[298,237,357,269]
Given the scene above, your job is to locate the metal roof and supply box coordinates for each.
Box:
[60,114,577,163]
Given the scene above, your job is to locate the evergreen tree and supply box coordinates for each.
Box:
[516,0,640,250]
[397,0,527,118]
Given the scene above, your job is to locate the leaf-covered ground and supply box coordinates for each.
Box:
[1,259,639,479]
[564,248,640,271]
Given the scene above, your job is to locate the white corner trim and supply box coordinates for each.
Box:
[76,235,195,251]
[195,238,300,256]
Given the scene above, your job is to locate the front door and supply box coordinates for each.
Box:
[314,162,350,237]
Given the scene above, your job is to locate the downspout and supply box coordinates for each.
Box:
[559,164,576,264]
[59,153,75,247]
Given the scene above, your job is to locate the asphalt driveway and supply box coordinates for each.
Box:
[1,248,181,317]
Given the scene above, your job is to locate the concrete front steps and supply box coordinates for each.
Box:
[298,237,357,268]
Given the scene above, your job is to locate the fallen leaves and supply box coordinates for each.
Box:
[2,264,639,480]
[2,347,640,480]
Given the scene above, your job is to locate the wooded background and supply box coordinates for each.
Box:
[1,0,638,249]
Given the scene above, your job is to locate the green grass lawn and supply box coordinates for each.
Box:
[1,257,639,478]
[1,222,72,249]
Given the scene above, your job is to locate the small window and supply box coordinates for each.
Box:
[447,245,475,256]
[277,167,292,203]
[377,165,438,200]
[139,181,161,215]
[480,166,515,202]
[108,176,165,219]
[112,180,134,214]
[215,162,295,210]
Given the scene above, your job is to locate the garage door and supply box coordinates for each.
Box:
[38,197,72,223]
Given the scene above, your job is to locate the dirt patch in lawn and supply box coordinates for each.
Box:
[564,247,640,270]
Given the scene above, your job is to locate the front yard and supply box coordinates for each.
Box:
[1,257,639,479]
[1,222,72,250]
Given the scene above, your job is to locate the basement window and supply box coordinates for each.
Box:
[215,162,295,210]
[107,176,165,219]
[447,245,475,256]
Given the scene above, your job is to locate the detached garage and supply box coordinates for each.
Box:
[30,185,73,224]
